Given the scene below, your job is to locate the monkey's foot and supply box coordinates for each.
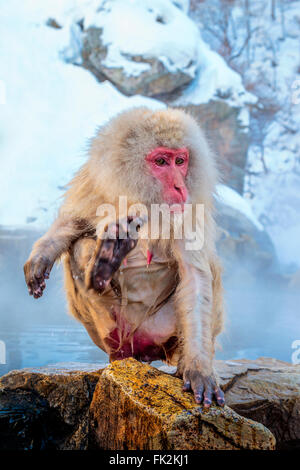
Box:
[182,369,225,408]
[24,255,54,299]
[91,217,144,293]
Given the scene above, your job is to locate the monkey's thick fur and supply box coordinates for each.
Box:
[25,107,225,406]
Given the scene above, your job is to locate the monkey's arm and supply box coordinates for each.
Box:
[24,215,89,298]
[175,254,225,407]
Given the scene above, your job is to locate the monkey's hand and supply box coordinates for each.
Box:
[24,254,55,299]
[91,216,144,293]
[182,361,225,408]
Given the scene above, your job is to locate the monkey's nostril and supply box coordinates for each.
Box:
[174,185,184,196]
[173,184,187,203]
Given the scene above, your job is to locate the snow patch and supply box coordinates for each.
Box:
[216,184,263,231]
[175,46,256,107]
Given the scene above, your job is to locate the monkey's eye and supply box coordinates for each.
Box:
[175,157,185,165]
[155,157,167,166]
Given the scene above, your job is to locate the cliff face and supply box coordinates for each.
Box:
[0,358,299,450]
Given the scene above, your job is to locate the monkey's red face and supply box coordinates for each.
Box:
[145,147,189,208]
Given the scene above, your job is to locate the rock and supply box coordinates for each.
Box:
[162,358,300,450]
[80,27,108,84]
[171,0,190,14]
[216,199,276,276]
[0,363,103,450]
[179,102,249,194]
[1,358,299,450]
[216,358,300,451]
[90,358,275,450]
[46,18,62,29]
[81,27,195,97]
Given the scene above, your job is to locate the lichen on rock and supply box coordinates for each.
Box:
[90,358,275,450]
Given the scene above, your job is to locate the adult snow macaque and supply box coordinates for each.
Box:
[24,108,225,407]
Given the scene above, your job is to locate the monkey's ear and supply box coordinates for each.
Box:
[124,128,138,146]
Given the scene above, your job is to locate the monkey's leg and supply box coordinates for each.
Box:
[175,263,225,408]
[87,217,142,293]
[24,215,90,298]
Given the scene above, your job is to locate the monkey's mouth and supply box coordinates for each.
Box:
[169,203,186,213]
[163,193,187,209]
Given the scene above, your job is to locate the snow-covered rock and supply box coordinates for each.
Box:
[50,0,256,102]
[215,185,276,275]
[216,184,263,231]
[174,47,256,107]
[63,0,200,96]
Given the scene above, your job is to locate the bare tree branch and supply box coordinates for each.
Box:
[229,27,259,62]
